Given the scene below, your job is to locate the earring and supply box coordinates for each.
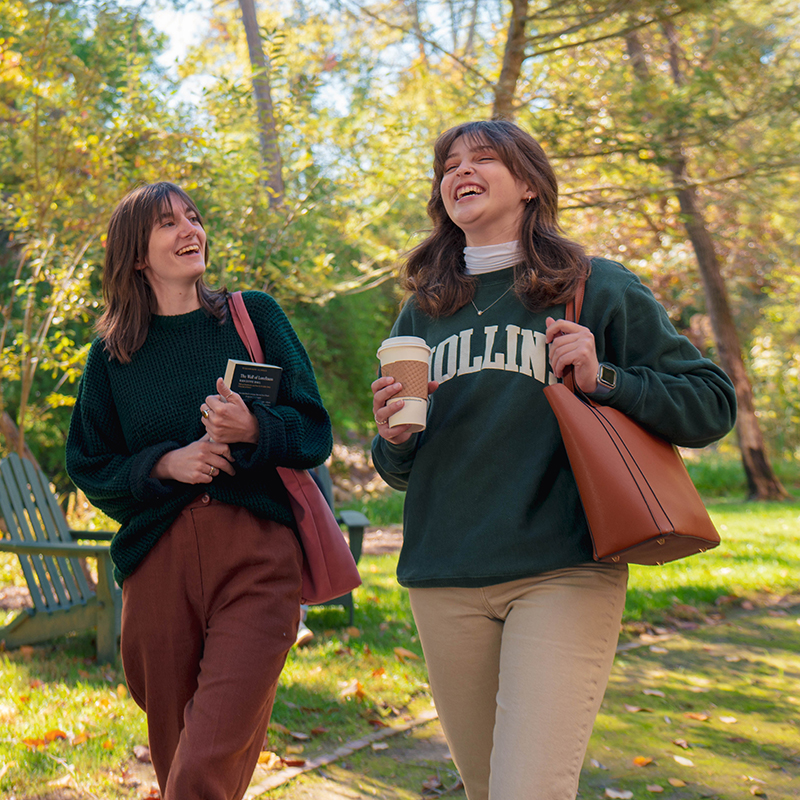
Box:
[525,195,532,204]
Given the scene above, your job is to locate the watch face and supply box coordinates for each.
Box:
[599,364,616,388]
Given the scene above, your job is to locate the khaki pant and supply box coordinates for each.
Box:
[121,494,303,800]
[409,562,628,800]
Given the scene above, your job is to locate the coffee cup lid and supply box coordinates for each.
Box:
[377,336,430,358]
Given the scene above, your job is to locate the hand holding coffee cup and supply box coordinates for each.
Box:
[374,336,434,438]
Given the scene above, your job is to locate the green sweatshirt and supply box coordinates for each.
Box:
[66,291,332,585]
[372,258,736,588]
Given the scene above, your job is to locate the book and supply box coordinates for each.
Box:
[224,359,283,406]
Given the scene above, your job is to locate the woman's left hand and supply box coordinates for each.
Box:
[201,378,260,444]
[545,317,600,393]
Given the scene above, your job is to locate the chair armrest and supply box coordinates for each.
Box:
[338,510,370,529]
[0,540,112,558]
[69,529,115,542]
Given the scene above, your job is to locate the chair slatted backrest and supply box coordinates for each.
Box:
[0,453,93,611]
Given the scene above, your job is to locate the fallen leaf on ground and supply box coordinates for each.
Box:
[394,647,420,662]
[673,755,694,766]
[590,759,608,770]
[624,704,652,713]
[72,732,90,746]
[0,762,14,780]
[672,738,690,749]
[282,757,306,767]
[643,689,666,697]
[649,646,668,654]
[371,742,389,750]
[47,774,73,788]
[270,722,290,734]
[310,726,328,735]
[338,679,366,699]
[29,679,43,689]
[684,712,710,721]
[633,756,653,767]
[285,744,304,754]
[289,731,310,740]
[367,718,389,728]
[646,786,664,793]
[21,738,47,748]
[750,788,766,796]
[117,683,128,698]
[102,739,114,750]
[346,627,361,637]
[719,716,737,724]
[257,751,282,769]
[605,789,634,799]
[668,778,687,787]
[372,667,386,678]
[422,775,443,791]
[44,729,67,742]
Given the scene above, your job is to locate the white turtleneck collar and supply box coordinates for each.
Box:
[464,241,522,274]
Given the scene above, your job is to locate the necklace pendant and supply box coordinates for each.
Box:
[477,309,484,316]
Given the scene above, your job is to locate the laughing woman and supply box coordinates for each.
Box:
[371,120,736,800]
[66,182,332,800]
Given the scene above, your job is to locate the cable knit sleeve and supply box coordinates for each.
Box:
[65,340,188,525]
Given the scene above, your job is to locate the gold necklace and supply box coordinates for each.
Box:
[470,284,514,316]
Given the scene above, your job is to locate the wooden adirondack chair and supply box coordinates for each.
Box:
[310,464,369,624]
[0,452,121,663]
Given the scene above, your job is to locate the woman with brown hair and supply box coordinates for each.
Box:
[371,120,736,799]
[66,182,332,799]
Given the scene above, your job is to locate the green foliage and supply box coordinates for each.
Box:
[2,0,800,480]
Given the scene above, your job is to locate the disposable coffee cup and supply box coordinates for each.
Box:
[377,336,432,432]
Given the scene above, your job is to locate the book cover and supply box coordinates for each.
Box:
[224,360,283,406]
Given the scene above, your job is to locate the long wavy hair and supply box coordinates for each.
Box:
[96,182,227,363]
[403,119,590,317]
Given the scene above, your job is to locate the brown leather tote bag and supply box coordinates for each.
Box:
[543,280,720,565]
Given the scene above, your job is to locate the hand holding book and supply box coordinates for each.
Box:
[201,377,260,445]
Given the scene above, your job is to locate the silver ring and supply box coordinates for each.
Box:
[201,407,210,419]
[208,466,215,476]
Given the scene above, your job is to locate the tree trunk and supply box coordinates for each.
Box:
[237,0,284,200]
[0,411,41,471]
[626,27,788,500]
[493,0,529,119]
[669,161,788,499]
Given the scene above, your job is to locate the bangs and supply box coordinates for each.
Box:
[434,122,520,180]
[149,184,203,228]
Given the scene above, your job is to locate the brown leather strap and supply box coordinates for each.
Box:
[228,291,265,363]
[563,278,587,394]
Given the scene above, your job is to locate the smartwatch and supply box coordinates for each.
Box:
[593,363,617,395]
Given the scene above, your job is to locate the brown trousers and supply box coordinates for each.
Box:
[121,494,302,800]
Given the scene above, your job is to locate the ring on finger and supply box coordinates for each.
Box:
[208,466,215,476]
[374,415,388,427]
[201,407,210,419]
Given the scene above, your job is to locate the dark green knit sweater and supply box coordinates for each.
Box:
[66,291,332,585]
[372,258,737,588]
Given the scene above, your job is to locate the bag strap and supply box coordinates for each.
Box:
[562,278,587,394]
[228,291,265,364]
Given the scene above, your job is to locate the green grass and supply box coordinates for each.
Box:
[623,500,800,634]
[1,480,799,797]
[340,488,406,528]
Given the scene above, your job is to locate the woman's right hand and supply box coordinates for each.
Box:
[372,376,438,445]
[151,435,236,484]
